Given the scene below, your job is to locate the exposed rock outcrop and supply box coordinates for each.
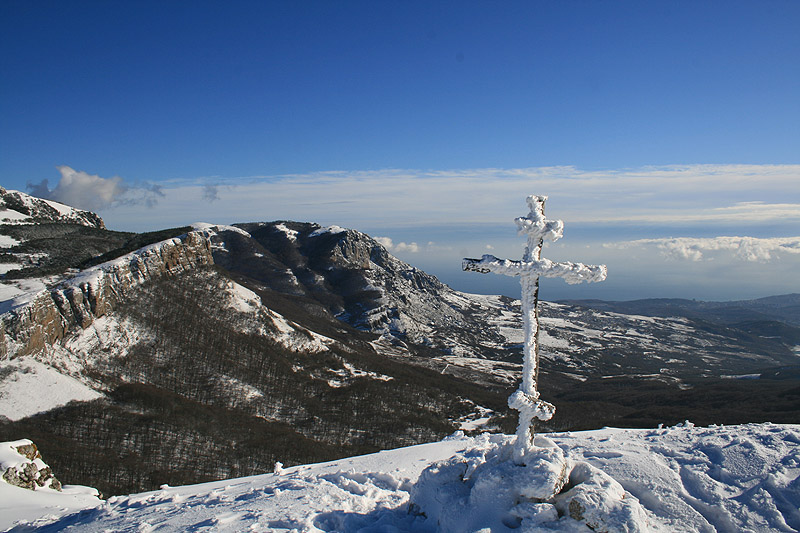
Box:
[1,439,61,491]
[0,230,214,360]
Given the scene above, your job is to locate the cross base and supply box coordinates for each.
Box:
[508,389,555,463]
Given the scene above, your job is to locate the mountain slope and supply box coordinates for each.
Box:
[1,217,508,496]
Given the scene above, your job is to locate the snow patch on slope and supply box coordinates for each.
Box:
[326,362,394,388]
[454,403,495,432]
[224,280,262,313]
[309,225,347,237]
[0,209,32,224]
[0,235,20,248]
[222,279,333,353]
[0,278,49,314]
[0,358,103,421]
[273,223,299,242]
[267,309,333,353]
[191,222,251,238]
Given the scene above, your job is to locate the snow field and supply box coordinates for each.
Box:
[3,423,798,532]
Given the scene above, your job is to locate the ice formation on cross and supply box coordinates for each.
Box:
[463,195,607,463]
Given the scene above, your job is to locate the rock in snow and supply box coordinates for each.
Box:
[2,423,798,532]
[1,439,101,530]
[1,439,61,491]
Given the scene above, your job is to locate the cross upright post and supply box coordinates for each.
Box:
[463,195,607,463]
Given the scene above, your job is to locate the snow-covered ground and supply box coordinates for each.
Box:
[0,440,102,531]
[0,358,103,421]
[3,423,798,532]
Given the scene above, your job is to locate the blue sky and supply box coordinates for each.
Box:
[1,1,799,301]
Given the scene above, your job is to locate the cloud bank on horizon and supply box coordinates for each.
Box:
[23,163,800,300]
[609,236,800,263]
[37,162,798,233]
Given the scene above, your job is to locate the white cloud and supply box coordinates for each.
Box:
[50,166,127,211]
[395,242,420,253]
[27,166,164,212]
[375,236,394,249]
[607,236,800,262]
[375,236,420,253]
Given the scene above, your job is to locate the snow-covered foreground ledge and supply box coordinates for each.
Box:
[3,423,799,532]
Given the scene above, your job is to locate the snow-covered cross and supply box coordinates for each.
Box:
[463,195,607,463]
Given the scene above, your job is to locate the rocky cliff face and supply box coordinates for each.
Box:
[0,230,214,360]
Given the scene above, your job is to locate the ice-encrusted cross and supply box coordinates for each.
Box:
[463,195,607,463]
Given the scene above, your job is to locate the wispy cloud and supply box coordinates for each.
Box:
[27,166,164,211]
[99,164,799,233]
[607,236,800,262]
[202,184,220,202]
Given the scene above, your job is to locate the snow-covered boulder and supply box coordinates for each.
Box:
[553,461,652,532]
[411,433,656,532]
[411,434,568,531]
[1,439,61,491]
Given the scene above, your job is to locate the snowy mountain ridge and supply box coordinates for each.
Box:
[0,187,103,229]
[217,221,800,384]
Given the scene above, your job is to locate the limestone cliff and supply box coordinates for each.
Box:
[0,230,214,360]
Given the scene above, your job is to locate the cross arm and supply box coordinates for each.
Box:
[463,254,607,284]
